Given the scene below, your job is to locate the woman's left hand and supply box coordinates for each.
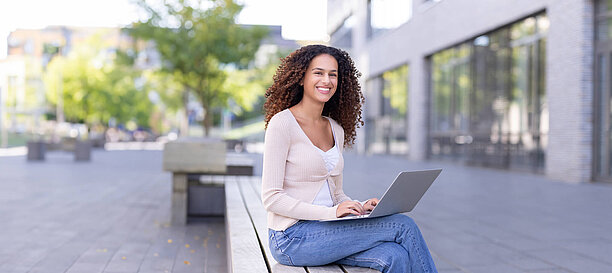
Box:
[363,198,379,212]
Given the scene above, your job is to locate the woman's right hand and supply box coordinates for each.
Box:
[336,200,365,218]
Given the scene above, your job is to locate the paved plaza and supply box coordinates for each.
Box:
[1,146,612,273]
[339,154,612,273]
[0,148,225,273]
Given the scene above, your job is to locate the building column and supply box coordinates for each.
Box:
[353,0,371,154]
[546,0,594,183]
[409,56,428,161]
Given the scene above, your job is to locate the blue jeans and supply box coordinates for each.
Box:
[268,214,437,273]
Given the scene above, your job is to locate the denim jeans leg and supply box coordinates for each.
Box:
[268,229,297,266]
[336,242,409,273]
[389,214,437,273]
[267,214,437,272]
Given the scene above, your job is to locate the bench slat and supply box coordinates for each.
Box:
[225,179,269,273]
[238,176,307,273]
[248,175,262,196]
[306,265,348,272]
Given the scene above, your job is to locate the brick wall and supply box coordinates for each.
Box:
[546,0,594,182]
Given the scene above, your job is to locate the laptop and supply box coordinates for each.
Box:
[321,169,442,221]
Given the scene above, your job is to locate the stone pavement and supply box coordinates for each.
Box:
[1,147,612,273]
[0,149,225,273]
[338,153,612,273]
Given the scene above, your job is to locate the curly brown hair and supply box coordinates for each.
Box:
[264,44,364,147]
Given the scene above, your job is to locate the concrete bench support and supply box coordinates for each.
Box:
[171,173,189,225]
[163,138,254,225]
[188,180,225,216]
[163,138,226,225]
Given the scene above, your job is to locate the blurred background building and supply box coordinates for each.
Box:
[0,26,144,146]
[0,22,297,148]
[327,0,606,183]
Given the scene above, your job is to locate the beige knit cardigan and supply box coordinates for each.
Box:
[262,109,353,231]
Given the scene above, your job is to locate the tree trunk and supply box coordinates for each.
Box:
[202,105,212,137]
[180,90,189,137]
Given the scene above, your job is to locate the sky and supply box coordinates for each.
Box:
[0,0,328,59]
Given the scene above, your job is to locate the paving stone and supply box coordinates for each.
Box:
[461,263,520,273]
[551,258,612,273]
[551,238,612,264]
[65,262,107,273]
[431,253,460,270]
[430,246,503,267]
[103,243,151,272]
[505,257,558,271]
[527,268,574,273]
[527,248,588,263]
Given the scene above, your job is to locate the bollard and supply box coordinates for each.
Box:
[74,140,92,161]
[26,141,46,161]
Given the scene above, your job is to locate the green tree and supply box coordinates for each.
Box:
[127,0,268,136]
[43,31,154,130]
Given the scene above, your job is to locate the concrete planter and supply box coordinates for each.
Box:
[74,140,92,161]
[26,141,46,161]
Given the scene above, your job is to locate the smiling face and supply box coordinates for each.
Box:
[300,53,338,105]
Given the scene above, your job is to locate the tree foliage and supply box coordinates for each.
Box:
[126,0,268,135]
[43,32,154,129]
[223,50,284,117]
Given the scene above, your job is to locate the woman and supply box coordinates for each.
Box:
[262,44,437,273]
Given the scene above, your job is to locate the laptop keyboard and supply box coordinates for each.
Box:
[345,214,370,219]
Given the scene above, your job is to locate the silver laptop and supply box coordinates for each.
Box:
[321,169,442,221]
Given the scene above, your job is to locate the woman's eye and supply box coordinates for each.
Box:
[330,74,337,78]
[314,72,322,75]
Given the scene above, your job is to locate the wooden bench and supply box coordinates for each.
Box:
[225,175,380,273]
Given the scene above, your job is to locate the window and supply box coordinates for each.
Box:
[429,13,548,173]
[366,65,409,154]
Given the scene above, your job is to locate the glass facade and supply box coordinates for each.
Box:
[595,0,612,180]
[366,65,409,154]
[429,13,548,172]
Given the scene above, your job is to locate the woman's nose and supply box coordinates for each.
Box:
[322,74,330,84]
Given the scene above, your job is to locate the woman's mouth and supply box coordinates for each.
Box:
[317,87,331,94]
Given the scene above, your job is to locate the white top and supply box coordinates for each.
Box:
[312,120,338,207]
